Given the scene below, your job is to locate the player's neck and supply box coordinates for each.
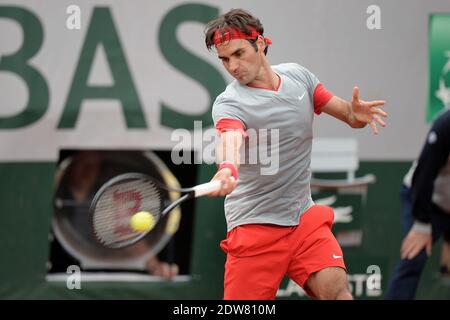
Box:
[247,62,279,91]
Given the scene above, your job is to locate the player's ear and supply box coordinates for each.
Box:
[256,35,266,53]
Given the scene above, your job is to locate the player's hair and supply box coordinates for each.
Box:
[205,9,269,55]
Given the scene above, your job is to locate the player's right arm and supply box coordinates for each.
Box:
[210,92,247,196]
[209,130,243,196]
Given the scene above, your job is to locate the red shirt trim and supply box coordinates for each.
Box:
[215,118,247,137]
[247,74,282,92]
[313,83,334,115]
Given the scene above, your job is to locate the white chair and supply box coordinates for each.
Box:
[310,138,375,191]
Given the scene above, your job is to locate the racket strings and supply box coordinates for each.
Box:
[93,179,163,248]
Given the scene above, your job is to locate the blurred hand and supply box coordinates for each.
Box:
[401,229,432,260]
[351,86,387,134]
[207,168,237,197]
[146,256,179,280]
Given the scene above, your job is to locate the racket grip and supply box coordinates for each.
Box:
[193,180,222,197]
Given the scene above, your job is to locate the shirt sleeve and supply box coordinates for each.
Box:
[313,83,334,115]
[212,93,248,135]
[292,64,319,96]
[411,111,450,223]
[215,118,247,137]
[290,64,334,114]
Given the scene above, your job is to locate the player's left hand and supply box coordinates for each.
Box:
[401,229,432,260]
[351,86,387,134]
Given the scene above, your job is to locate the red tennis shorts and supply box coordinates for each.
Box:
[220,205,346,300]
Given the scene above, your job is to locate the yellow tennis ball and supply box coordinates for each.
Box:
[130,211,155,232]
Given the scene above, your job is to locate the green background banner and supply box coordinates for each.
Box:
[428,15,450,122]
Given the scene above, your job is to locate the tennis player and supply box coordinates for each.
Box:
[206,9,387,300]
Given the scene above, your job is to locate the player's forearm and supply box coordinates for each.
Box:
[216,131,243,169]
[322,96,366,129]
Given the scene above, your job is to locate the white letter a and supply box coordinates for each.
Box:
[66,5,81,30]
[366,5,381,30]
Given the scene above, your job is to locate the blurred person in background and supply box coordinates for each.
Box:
[49,151,178,280]
[440,234,450,278]
[386,109,450,299]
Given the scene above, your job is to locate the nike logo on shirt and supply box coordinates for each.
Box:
[298,92,306,101]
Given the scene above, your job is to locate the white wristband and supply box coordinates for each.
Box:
[412,221,432,234]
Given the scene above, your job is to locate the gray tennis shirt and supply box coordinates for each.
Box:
[212,63,322,231]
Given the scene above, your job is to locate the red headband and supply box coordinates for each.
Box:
[213,26,272,46]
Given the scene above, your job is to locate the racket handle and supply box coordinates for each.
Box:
[193,180,222,197]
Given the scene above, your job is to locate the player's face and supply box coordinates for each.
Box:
[216,39,263,85]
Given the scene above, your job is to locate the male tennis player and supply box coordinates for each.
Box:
[206,9,387,300]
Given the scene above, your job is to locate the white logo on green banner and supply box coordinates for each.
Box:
[429,15,450,122]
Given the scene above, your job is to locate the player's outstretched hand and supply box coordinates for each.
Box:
[351,86,387,135]
[208,168,237,197]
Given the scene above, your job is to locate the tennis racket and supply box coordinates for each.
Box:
[89,172,223,249]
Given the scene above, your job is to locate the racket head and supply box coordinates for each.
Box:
[90,173,165,249]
